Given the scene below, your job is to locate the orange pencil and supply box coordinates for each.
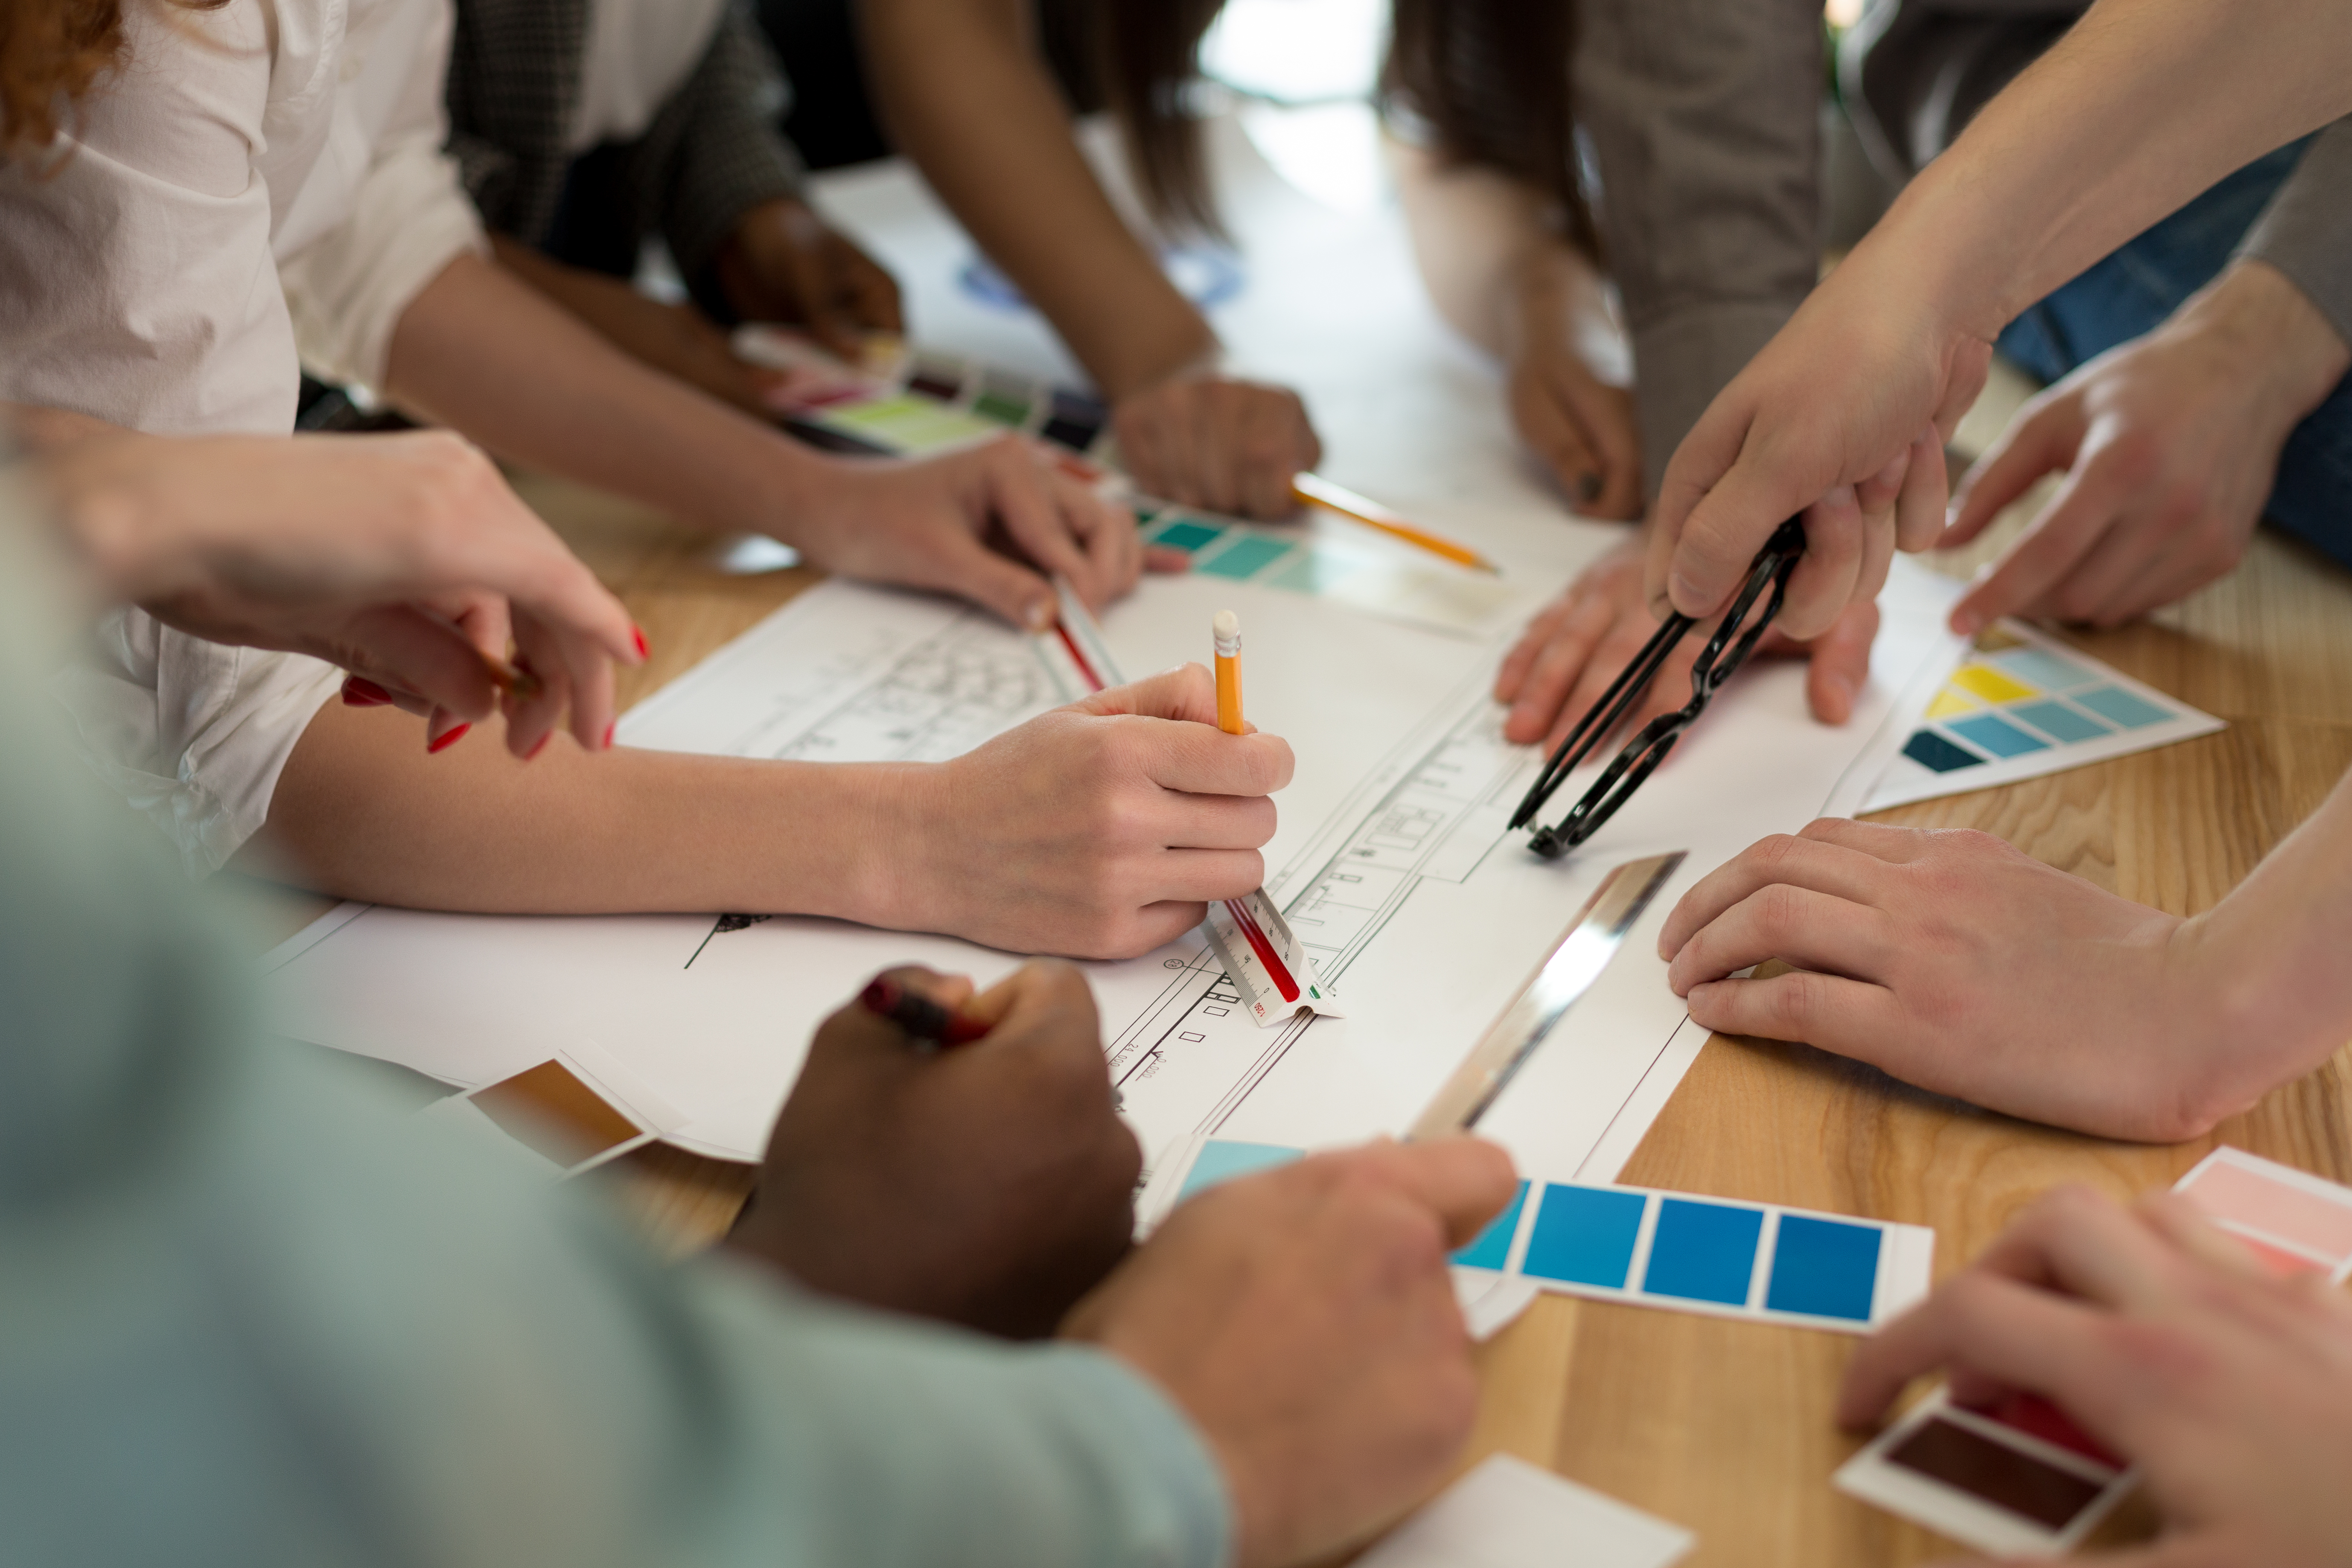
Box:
[1213,609,1244,735]
[1291,472,1500,575]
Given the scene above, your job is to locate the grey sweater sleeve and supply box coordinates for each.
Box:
[628,1,808,286]
[1573,0,1826,498]
[2238,118,2352,350]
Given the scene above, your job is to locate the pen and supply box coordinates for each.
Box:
[1213,609,1244,735]
[1291,472,1500,575]
[860,974,991,1046]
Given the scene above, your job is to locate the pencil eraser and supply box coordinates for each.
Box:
[1214,609,1241,656]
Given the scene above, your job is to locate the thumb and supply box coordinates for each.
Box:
[1804,597,1880,724]
[1362,1137,1521,1249]
[1073,662,1221,725]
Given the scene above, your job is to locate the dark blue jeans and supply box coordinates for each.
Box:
[1997,138,2352,573]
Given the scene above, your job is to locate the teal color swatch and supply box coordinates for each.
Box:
[1763,1215,1881,1320]
[1989,647,2092,691]
[1150,519,1227,554]
[1197,536,1296,580]
[1640,1198,1762,1305]
[1947,712,2050,758]
[1177,1140,1300,1203]
[1453,1181,1530,1270]
[2009,699,2111,744]
[1903,729,1984,772]
[1521,1185,1647,1287]
[2074,685,2173,729]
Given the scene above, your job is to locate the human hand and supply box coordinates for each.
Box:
[783,435,1146,629]
[716,196,905,361]
[1065,1137,1518,1568]
[1650,226,1990,638]
[1944,259,2352,634]
[1654,818,2272,1141]
[882,664,1294,958]
[1494,534,1880,749]
[34,426,640,758]
[1841,1183,2352,1567]
[732,961,1138,1338]
[1498,246,1642,517]
[1112,368,1321,521]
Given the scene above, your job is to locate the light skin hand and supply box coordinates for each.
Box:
[1498,249,1642,518]
[1064,1137,1518,1568]
[1113,370,1323,521]
[883,664,1296,957]
[1494,534,1881,750]
[1841,1185,2352,1568]
[1945,259,2352,634]
[731,961,1138,1339]
[715,196,906,360]
[789,435,1147,627]
[24,423,640,758]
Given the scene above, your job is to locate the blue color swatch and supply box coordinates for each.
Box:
[2009,699,2111,744]
[1947,712,2050,758]
[1640,1198,1763,1305]
[1988,647,2092,691]
[2074,684,2173,729]
[1150,519,1227,554]
[1198,536,1296,580]
[1903,729,1985,772]
[1521,1184,1647,1287]
[1453,1181,1530,1270]
[1176,1140,1300,1202]
[1763,1215,1882,1320]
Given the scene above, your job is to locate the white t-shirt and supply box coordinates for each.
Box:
[571,0,729,154]
[0,0,487,874]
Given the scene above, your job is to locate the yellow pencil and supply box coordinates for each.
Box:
[1291,472,1500,575]
[1213,609,1244,735]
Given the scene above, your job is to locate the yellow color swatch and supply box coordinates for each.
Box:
[1951,663,2038,704]
[1925,687,1979,720]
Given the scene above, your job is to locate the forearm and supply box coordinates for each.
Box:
[244,701,910,918]
[2194,761,2352,1090]
[1869,0,2352,343]
[3,403,122,451]
[1386,140,1600,361]
[860,0,1210,396]
[382,253,835,540]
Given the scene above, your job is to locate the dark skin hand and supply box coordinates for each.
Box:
[729,961,1140,1338]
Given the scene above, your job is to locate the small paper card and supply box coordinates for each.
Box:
[1356,1454,1693,1568]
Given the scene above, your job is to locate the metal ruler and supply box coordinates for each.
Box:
[1409,850,1686,1138]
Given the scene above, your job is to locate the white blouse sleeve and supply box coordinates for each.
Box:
[278,0,487,392]
[50,614,343,879]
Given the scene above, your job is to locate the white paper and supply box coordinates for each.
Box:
[1358,1454,1693,1568]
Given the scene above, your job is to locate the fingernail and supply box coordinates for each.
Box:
[603,720,616,751]
[525,732,552,761]
[631,624,650,659]
[1950,608,1980,637]
[341,676,392,707]
[427,722,471,755]
[1026,600,1054,632]
[1826,673,1856,713]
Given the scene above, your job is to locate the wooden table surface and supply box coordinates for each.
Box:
[279,461,2352,1564]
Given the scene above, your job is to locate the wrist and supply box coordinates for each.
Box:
[1106,325,1224,404]
[2161,908,2295,1134]
[2177,260,2352,421]
[829,761,946,932]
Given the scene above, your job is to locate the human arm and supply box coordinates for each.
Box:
[1387,140,1641,516]
[386,251,1142,622]
[859,0,1317,517]
[1652,0,2352,638]
[1839,1185,2352,1565]
[1656,768,2352,1140]
[12,415,639,758]
[1942,257,2352,631]
[243,663,1294,959]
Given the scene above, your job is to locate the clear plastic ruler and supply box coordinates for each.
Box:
[1201,892,1344,1027]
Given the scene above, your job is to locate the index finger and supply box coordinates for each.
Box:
[983,443,1096,590]
[1950,457,2128,633]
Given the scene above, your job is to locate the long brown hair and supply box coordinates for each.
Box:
[1,0,225,155]
[1089,0,1594,254]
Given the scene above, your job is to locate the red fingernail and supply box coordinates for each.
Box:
[341,676,392,707]
[631,624,649,659]
[603,721,616,750]
[525,732,552,761]
[428,723,471,755]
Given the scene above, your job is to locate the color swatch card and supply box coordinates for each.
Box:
[1863,620,2221,810]
[1356,1454,1694,1568]
[1835,1148,2352,1553]
[1147,1139,1935,1333]
[417,1040,682,1179]
[735,327,1113,459]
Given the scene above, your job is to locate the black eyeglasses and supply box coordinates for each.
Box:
[1511,518,1807,859]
